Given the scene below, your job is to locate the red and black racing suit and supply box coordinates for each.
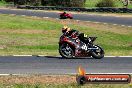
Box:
[65,29,89,44]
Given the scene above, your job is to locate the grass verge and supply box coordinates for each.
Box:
[0,83,132,88]
[0,14,131,56]
[0,75,131,88]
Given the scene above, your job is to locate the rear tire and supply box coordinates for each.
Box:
[59,43,74,59]
[91,45,104,59]
[70,17,73,19]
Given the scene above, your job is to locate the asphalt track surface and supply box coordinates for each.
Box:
[0,56,132,74]
[0,8,132,26]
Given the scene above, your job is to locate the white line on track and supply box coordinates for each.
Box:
[11,55,132,57]
[121,25,125,26]
[21,15,26,16]
[56,18,59,19]
[115,16,120,18]
[43,17,49,18]
[76,20,80,21]
[113,24,117,25]
[0,73,132,76]
[105,56,117,57]
[105,56,132,57]
[128,26,132,27]
[0,74,30,76]
[32,16,37,18]
[115,56,132,57]
[93,22,100,24]
[88,14,94,16]
[37,55,46,56]
[13,55,33,56]
[84,21,91,22]
[0,74,11,76]
[103,23,108,25]
[70,73,132,75]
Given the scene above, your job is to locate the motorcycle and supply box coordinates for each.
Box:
[59,12,73,19]
[58,31,104,59]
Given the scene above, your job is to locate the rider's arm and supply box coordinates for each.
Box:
[70,29,79,35]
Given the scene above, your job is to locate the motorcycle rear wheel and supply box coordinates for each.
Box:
[70,17,73,19]
[59,43,74,59]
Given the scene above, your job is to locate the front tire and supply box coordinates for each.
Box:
[59,43,74,59]
[91,45,104,59]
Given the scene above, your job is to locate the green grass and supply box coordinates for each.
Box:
[0,15,62,30]
[0,83,131,88]
[0,0,132,8]
[0,14,131,56]
[0,1,7,6]
[85,0,132,8]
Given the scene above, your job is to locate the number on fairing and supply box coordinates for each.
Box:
[81,44,87,50]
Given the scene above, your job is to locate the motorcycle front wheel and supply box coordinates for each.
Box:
[91,45,104,59]
[59,43,74,59]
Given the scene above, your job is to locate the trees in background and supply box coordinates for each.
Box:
[96,0,131,8]
[41,0,86,7]
[120,0,129,8]
[5,0,86,7]
[4,0,13,2]
[29,0,41,6]
[96,0,115,7]
[2,0,131,8]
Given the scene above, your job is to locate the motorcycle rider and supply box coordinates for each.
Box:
[62,26,90,44]
[62,12,66,15]
[60,26,104,59]
[60,12,66,17]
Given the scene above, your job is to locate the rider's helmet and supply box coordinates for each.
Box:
[62,26,71,33]
[63,11,66,14]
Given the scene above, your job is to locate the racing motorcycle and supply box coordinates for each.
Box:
[59,12,73,19]
[59,31,104,59]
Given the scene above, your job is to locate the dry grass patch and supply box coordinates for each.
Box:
[0,29,60,35]
[0,75,76,85]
